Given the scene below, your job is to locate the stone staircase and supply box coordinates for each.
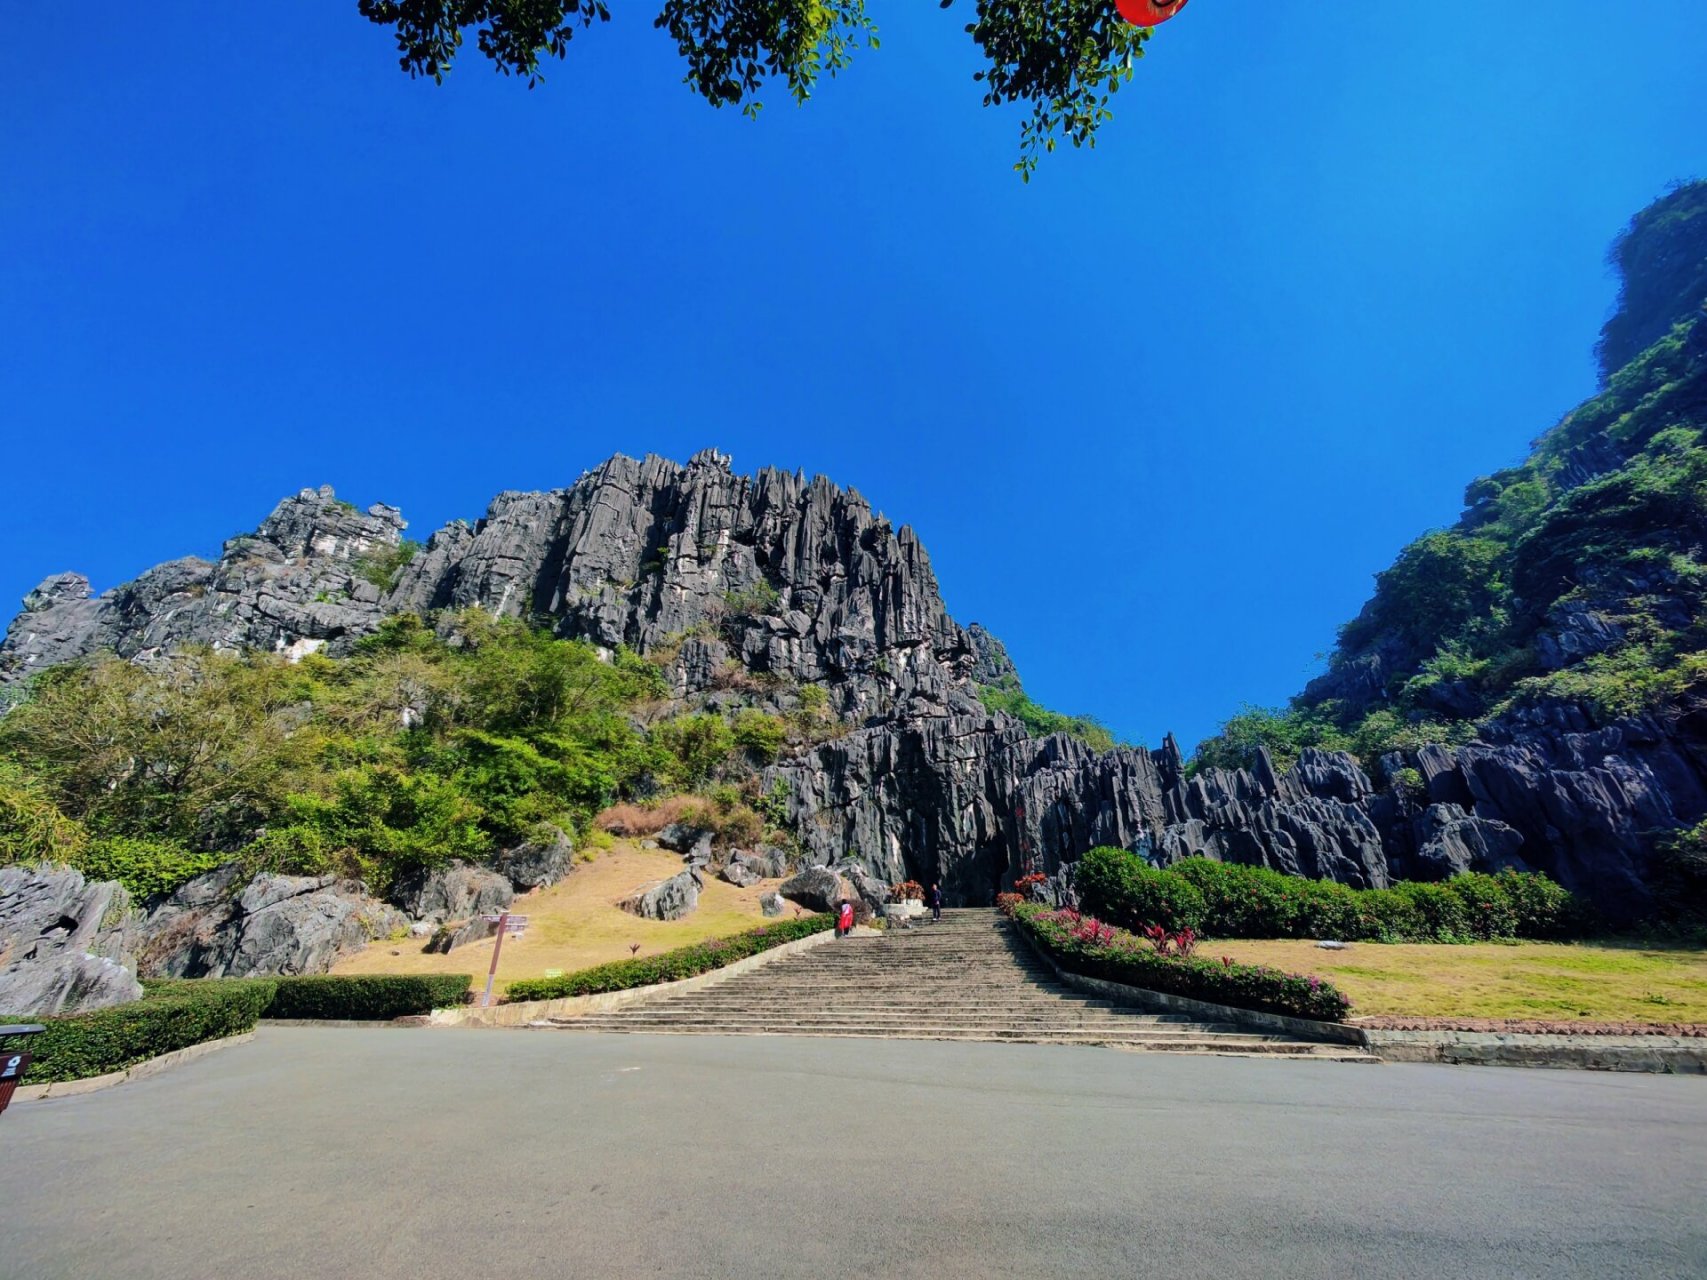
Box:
[552,910,1377,1060]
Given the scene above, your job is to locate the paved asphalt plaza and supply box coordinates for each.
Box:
[2,1028,1704,1279]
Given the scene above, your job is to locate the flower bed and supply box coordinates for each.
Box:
[505,914,833,1002]
[1076,846,1580,943]
[1005,901,1352,1023]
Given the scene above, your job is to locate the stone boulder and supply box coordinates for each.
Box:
[0,865,144,1016]
[837,863,891,913]
[141,870,405,978]
[657,822,714,854]
[390,862,514,923]
[423,916,499,954]
[618,868,702,921]
[779,866,843,913]
[720,860,763,888]
[760,891,785,918]
[741,846,793,879]
[494,825,575,891]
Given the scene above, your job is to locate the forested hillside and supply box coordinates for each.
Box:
[1196,181,1707,914]
[0,612,837,901]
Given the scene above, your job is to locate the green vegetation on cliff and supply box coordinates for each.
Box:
[1196,181,1707,774]
[0,611,823,898]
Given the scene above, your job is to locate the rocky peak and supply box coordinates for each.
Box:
[245,485,407,563]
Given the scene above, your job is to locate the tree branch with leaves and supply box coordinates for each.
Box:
[356,0,1153,177]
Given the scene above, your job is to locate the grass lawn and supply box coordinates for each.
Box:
[331,842,793,991]
[1200,938,1707,1023]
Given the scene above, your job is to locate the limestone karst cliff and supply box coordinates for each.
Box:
[4,440,1695,920]
[5,190,1707,923]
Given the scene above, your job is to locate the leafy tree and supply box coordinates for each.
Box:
[356,0,1152,177]
[0,651,313,848]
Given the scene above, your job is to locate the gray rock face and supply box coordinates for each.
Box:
[494,825,575,891]
[1410,804,1529,879]
[759,891,785,917]
[6,450,1705,922]
[0,866,144,1016]
[618,868,702,921]
[390,862,514,923]
[379,449,982,718]
[140,870,405,978]
[1,486,408,683]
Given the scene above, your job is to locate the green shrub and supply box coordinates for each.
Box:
[1009,903,1351,1022]
[1493,866,1579,938]
[1079,847,1578,942]
[506,916,833,1001]
[649,713,736,788]
[731,709,789,764]
[73,836,224,901]
[263,974,470,1020]
[1075,847,1206,933]
[12,978,277,1085]
[722,581,780,617]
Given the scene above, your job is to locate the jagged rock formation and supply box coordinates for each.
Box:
[1,487,407,682]
[390,862,514,924]
[139,870,406,978]
[5,436,1704,923]
[0,866,143,1015]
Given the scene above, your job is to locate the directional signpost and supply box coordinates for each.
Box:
[479,913,529,1007]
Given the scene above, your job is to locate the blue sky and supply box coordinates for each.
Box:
[3,3,1704,751]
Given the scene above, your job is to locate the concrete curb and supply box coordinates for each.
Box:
[13,1031,256,1102]
[431,927,840,1028]
[260,1018,423,1029]
[1361,1029,1707,1073]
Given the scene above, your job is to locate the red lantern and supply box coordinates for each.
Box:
[1115,0,1191,26]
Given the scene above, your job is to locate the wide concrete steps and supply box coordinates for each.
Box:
[545,911,1376,1061]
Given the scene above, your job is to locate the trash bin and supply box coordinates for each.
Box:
[0,1024,45,1117]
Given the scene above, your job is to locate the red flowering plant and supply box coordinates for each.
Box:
[995,892,1025,916]
[1006,902,1351,1023]
[1142,924,1198,958]
[890,880,926,903]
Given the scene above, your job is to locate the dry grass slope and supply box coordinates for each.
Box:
[332,842,791,989]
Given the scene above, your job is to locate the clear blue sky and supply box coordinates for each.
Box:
[3,4,1704,751]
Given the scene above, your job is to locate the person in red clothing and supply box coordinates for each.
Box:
[836,899,855,937]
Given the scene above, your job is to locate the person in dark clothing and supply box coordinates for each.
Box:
[929,883,943,922]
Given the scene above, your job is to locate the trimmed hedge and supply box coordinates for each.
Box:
[5,973,477,1084]
[1009,902,1351,1023]
[506,915,833,1002]
[1078,847,1579,943]
[263,974,472,1020]
[10,979,277,1085]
